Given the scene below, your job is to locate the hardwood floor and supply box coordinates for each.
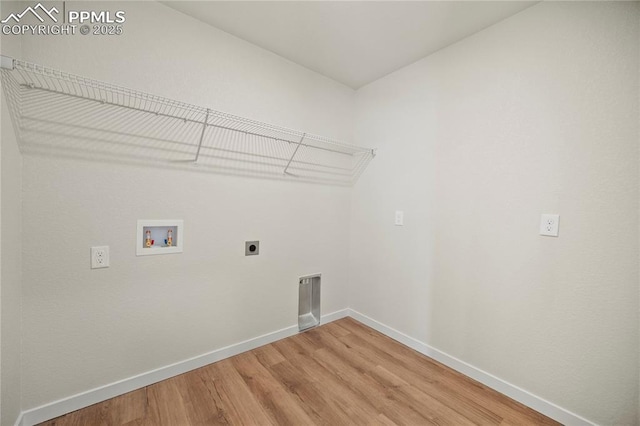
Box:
[40,318,560,426]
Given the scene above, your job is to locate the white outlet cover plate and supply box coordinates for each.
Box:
[91,246,110,269]
[539,214,559,237]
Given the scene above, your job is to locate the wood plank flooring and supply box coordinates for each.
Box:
[39,318,560,426]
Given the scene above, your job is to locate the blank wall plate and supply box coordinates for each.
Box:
[539,214,560,237]
[91,246,109,269]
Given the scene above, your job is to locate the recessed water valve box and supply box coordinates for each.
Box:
[136,220,183,256]
[245,241,259,256]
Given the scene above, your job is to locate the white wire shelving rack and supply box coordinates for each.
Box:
[0,56,375,185]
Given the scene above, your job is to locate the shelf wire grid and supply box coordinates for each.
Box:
[1,59,375,185]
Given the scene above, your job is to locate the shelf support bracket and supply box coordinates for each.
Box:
[0,55,14,70]
[283,133,306,175]
[194,108,210,162]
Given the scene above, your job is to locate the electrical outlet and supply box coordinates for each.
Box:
[539,214,559,237]
[91,246,110,269]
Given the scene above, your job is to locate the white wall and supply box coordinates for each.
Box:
[0,1,23,423]
[17,1,355,410]
[350,2,639,425]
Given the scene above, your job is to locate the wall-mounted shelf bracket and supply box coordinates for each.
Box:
[283,133,306,176]
[194,108,211,163]
[1,55,14,70]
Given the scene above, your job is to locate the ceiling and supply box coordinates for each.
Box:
[163,1,537,89]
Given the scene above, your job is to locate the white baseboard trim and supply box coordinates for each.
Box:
[13,412,24,426]
[16,308,593,426]
[19,308,349,426]
[347,309,595,426]
[320,308,350,324]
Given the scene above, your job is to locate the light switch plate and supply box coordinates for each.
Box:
[91,246,110,268]
[395,211,404,226]
[539,214,559,237]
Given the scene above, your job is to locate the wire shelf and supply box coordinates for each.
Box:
[0,57,375,185]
